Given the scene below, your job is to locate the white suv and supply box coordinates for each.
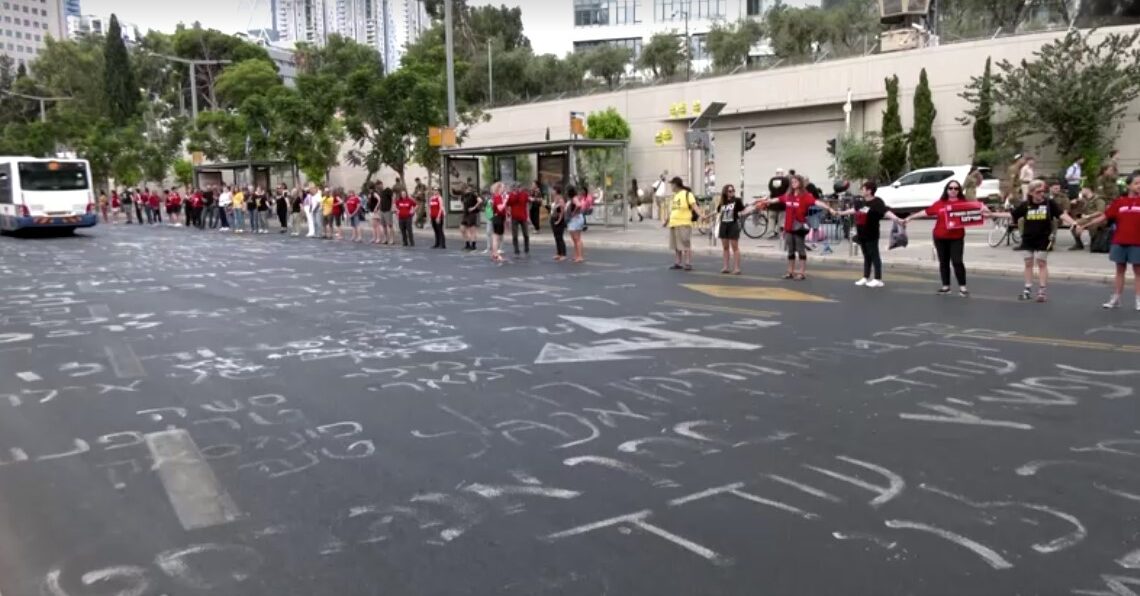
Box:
[878,166,1001,213]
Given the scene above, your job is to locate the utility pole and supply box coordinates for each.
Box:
[1,90,72,122]
[444,0,457,129]
[685,9,691,82]
[488,40,494,105]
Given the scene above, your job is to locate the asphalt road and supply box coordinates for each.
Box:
[0,224,1138,596]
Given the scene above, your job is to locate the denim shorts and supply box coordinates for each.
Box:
[1109,244,1140,265]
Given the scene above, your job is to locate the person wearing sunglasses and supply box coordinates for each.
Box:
[1012,179,1077,302]
[716,184,746,274]
[903,179,992,296]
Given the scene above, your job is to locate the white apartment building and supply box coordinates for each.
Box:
[0,0,65,68]
[65,14,140,42]
[272,0,428,72]
[563,0,816,71]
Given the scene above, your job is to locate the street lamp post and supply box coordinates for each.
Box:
[444,0,457,129]
[1,90,73,122]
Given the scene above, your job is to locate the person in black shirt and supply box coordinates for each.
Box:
[766,169,789,238]
[840,180,902,287]
[202,187,216,229]
[1011,179,1077,302]
[716,184,746,274]
[367,184,382,243]
[289,188,305,236]
[275,185,289,233]
[460,184,482,250]
[378,183,395,245]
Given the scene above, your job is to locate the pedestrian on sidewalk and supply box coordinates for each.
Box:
[754,175,834,280]
[630,178,644,222]
[428,187,446,249]
[567,186,586,263]
[346,190,363,243]
[490,183,508,261]
[509,183,531,256]
[652,173,669,221]
[902,179,991,296]
[461,184,481,250]
[396,188,417,247]
[551,186,568,261]
[767,168,789,239]
[1019,156,1036,205]
[1065,157,1084,199]
[716,184,745,275]
[665,176,701,272]
[839,180,901,288]
[530,179,544,231]
[1077,173,1140,310]
[1011,180,1077,302]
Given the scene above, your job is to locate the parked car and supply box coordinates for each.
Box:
[878,166,1001,213]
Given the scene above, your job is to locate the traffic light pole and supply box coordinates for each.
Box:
[739,126,745,195]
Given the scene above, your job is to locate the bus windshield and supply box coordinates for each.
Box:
[17,161,89,191]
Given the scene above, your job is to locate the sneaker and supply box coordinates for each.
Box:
[855,278,868,287]
[1019,288,1032,301]
[867,279,885,288]
[1103,295,1121,309]
[220,227,230,231]
[1036,289,1047,303]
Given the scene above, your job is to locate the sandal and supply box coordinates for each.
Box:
[732,270,742,275]
[782,273,794,280]
[794,273,806,281]
[721,268,730,274]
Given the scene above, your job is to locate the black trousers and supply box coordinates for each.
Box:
[933,238,967,287]
[277,208,288,229]
[860,238,882,280]
[217,207,229,229]
[512,219,530,253]
[431,219,446,247]
[552,223,567,256]
[134,202,144,223]
[530,202,541,231]
[399,217,414,246]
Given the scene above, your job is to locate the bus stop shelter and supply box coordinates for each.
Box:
[193,160,298,191]
[440,139,630,229]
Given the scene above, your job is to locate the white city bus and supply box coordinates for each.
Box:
[0,156,98,233]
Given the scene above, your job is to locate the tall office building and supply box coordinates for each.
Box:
[271,0,428,71]
[1,0,67,68]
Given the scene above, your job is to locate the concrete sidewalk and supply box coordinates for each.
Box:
[447,218,1119,284]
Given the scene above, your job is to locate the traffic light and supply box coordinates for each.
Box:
[743,131,756,152]
[826,138,838,156]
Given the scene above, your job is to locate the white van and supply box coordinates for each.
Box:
[0,157,97,233]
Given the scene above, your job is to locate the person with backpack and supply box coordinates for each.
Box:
[1076,173,1140,310]
[663,176,702,271]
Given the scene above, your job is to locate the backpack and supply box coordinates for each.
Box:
[581,194,595,215]
[1090,225,1113,254]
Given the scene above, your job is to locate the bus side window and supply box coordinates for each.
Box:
[0,165,11,204]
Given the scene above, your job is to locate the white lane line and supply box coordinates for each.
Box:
[104,343,146,379]
[145,429,243,530]
[16,371,41,382]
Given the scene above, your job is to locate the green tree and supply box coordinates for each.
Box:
[171,24,273,112]
[103,15,139,126]
[829,132,882,181]
[215,60,283,108]
[583,46,632,90]
[909,68,940,168]
[880,75,907,180]
[581,107,631,193]
[173,158,194,188]
[957,57,995,166]
[344,69,443,180]
[981,29,1140,171]
[706,19,763,72]
[638,33,685,79]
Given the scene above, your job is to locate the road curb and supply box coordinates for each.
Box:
[440,229,1115,284]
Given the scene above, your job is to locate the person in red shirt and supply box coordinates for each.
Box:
[1078,174,1140,310]
[110,190,121,224]
[166,189,182,226]
[753,174,835,280]
[428,187,446,249]
[490,182,508,262]
[508,185,532,255]
[332,191,345,240]
[903,179,992,297]
[344,191,363,243]
[188,191,204,229]
[395,189,417,247]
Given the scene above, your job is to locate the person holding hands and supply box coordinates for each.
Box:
[752,174,836,280]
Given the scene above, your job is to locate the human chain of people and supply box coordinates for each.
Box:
[94,163,1140,312]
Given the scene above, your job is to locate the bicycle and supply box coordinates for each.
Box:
[741,211,770,239]
[987,216,1021,248]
